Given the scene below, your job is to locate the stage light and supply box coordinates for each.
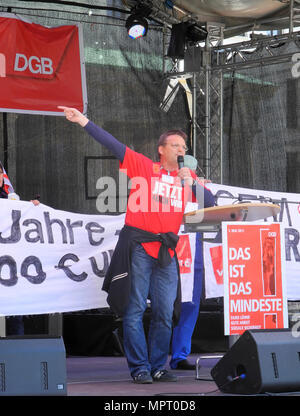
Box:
[126,14,148,39]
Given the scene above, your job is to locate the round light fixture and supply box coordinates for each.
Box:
[125,14,148,39]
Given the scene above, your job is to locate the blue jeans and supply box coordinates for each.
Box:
[123,244,178,377]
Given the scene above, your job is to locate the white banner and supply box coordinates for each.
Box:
[204,183,300,301]
[0,199,196,315]
[0,199,124,315]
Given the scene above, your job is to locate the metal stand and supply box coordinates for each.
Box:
[195,355,224,380]
[0,316,5,337]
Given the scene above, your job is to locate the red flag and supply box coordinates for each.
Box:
[0,13,87,115]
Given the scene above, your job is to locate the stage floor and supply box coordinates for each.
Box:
[65,353,300,398]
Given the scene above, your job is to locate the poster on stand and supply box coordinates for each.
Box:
[222,222,288,335]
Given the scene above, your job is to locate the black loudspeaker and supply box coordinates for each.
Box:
[167,23,187,59]
[211,329,300,394]
[0,336,67,396]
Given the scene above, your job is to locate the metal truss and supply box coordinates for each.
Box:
[194,70,223,183]
[212,31,300,72]
[291,0,300,29]
[187,22,224,183]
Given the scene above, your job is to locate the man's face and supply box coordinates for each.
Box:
[158,134,188,167]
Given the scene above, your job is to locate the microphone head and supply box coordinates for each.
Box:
[177,155,184,164]
[177,155,184,186]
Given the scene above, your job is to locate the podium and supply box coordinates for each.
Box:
[184,202,281,233]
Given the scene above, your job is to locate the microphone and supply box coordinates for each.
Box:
[177,155,184,187]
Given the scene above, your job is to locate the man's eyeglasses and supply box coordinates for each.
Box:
[167,143,188,152]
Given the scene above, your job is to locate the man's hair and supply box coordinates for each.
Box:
[157,129,187,159]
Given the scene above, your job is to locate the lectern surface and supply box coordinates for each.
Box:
[184,203,280,225]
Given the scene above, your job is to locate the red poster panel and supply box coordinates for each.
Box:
[222,222,288,335]
[176,234,192,274]
[210,245,223,285]
[0,13,87,115]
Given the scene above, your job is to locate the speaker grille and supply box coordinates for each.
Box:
[271,353,279,378]
[40,362,48,390]
[0,363,5,392]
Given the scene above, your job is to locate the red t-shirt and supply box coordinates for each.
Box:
[120,147,197,259]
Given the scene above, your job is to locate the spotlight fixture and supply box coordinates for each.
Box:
[125,3,152,40]
[126,13,148,39]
